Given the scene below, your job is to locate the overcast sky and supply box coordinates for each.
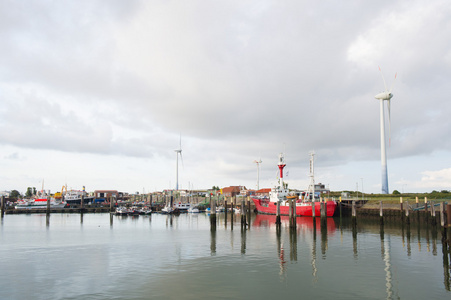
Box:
[1,0,450,195]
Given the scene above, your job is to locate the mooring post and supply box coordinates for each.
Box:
[405,201,410,225]
[400,197,403,212]
[424,197,429,223]
[80,194,84,212]
[210,194,216,228]
[241,197,246,227]
[440,203,447,243]
[447,204,451,229]
[1,196,5,218]
[312,201,316,219]
[247,196,251,218]
[292,198,297,229]
[352,200,357,228]
[339,196,342,219]
[224,197,228,218]
[431,201,437,226]
[380,201,384,225]
[288,198,293,228]
[276,201,281,225]
[46,195,50,215]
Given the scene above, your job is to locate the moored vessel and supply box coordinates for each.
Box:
[252,152,337,217]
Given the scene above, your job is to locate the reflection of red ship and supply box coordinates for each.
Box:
[252,214,337,234]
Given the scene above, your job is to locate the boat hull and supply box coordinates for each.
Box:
[252,198,337,217]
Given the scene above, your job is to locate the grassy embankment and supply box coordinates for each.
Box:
[328,190,451,209]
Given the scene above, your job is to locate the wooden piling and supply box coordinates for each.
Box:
[241,197,246,227]
[288,198,293,228]
[424,197,429,223]
[210,194,216,228]
[80,194,84,212]
[431,201,437,226]
[1,196,5,218]
[224,197,228,220]
[380,201,384,225]
[276,201,281,225]
[405,201,410,225]
[440,203,447,243]
[447,204,451,229]
[312,200,316,218]
[352,200,357,228]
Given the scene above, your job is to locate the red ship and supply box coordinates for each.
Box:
[252,152,337,217]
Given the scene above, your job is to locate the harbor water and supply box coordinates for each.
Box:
[0,213,449,299]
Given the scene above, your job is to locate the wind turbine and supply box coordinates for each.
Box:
[375,67,397,194]
[174,135,183,191]
[254,159,262,190]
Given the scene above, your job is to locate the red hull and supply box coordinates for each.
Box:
[252,198,337,217]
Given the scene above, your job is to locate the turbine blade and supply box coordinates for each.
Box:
[389,72,397,93]
[379,66,388,92]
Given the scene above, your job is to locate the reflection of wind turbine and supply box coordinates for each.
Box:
[382,236,394,299]
[375,67,397,194]
[174,136,183,191]
[254,159,262,190]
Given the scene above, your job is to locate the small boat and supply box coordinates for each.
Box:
[215,206,225,213]
[115,206,129,215]
[139,207,152,215]
[15,192,66,209]
[187,206,200,213]
[175,202,191,212]
[128,206,140,216]
[252,153,337,217]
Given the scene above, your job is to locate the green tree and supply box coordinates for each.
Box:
[10,190,20,199]
[25,187,33,198]
[392,190,401,195]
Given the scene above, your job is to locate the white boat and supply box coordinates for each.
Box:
[115,206,129,215]
[139,207,152,215]
[15,196,66,209]
[175,202,191,212]
[161,205,174,214]
[188,206,200,213]
[216,206,225,213]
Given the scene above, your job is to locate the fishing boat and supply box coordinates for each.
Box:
[175,202,191,212]
[252,152,337,217]
[15,195,66,209]
[63,189,94,205]
[115,206,129,215]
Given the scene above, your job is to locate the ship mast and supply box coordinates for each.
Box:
[278,153,286,188]
[308,151,315,202]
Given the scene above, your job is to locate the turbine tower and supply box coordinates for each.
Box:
[254,159,262,190]
[174,136,183,191]
[374,67,396,194]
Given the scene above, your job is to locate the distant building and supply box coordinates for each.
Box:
[222,186,244,197]
[255,188,271,197]
[94,190,120,203]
